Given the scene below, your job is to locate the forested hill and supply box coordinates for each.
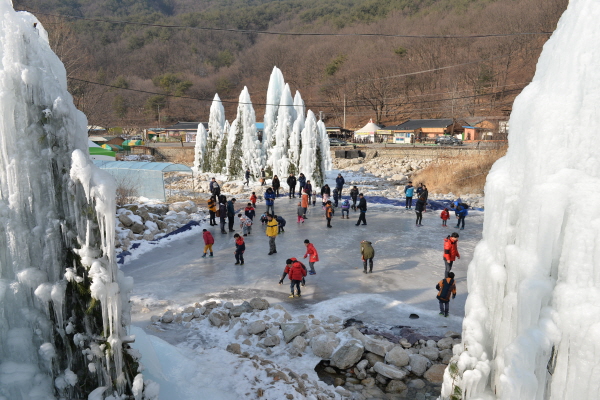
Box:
[14,0,568,130]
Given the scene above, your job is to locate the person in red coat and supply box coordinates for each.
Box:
[279,258,307,298]
[440,208,450,227]
[443,232,460,277]
[303,239,320,275]
[202,229,214,257]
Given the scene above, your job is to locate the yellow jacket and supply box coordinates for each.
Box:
[266,219,279,237]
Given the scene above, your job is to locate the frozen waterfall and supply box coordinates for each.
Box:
[441,0,600,399]
[0,3,140,399]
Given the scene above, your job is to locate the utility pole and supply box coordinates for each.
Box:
[157,104,160,128]
[343,94,346,130]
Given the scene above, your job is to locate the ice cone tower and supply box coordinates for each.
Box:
[442,1,600,399]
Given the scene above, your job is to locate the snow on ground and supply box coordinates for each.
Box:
[122,170,483,399]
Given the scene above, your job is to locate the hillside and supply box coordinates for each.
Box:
[14,0,568,129]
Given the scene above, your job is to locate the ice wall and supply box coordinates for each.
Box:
[0,3,139,399]
[442,1,600,399]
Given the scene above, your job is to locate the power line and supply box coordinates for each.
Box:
[28,11,553,39]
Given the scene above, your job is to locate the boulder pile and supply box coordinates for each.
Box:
[334,157,433,182]
[153,298,460,399]
[116,200,205,251]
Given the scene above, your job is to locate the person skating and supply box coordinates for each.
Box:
[355,193,367,226]
[227,198,236,232]
[272,175,281,197]
[350,186,359,211]
[250,192,257,208]
[404,181,414,209]
[325,201,333,228]
[218,198,227,234]
[303,239,319,275]
[335,173,345,197]
[264,187,275,215]
[440,207,450,227]
[207,195,217,226]
[244,203,256,222]
[340,198,350,219]
[415,196,426,226]
[234,233,245,265]
[244,168,251,186]
[360,240,375,273]
[210,177,221,197]
[275,214,286,233]
[266,214,278,255]
[239,213,252,236]
[301,190,309,219]
[287,173,297,198]
[297,202,305,223]
[297,173,306,197]
[279,258,307,298]
[202,229,214,257]
[436,272,457,317]
[443,232,460,278]
[320,184,331,206]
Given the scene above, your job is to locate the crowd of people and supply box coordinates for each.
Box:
[202,173,465,315]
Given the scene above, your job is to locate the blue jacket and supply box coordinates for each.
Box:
[264,190,275,206]
[298,175,306,187]
[335,176,345,188]
[276,216,286,226]
[405,186,414,197]
[455,205,468,217]
[227,200,235,214]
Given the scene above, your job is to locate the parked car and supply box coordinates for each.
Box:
[329,138,347,146]
[435,136,463,146]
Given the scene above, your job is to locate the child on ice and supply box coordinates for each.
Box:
[260,213,268,225]
[250,192,257,208]
[441,208,450,227]
[340,198,350,219]
[234,233,245,265]
[297,202,305,223]
[202,229,214,257]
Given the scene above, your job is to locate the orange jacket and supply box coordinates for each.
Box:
[325,204,333,218]
[304,243,319,262]
[443,237,460,261]
[436,277,456,302]
[301,193,309,208]
[250,194,257,203]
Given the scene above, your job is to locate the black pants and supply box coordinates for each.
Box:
[209,210,216,225]
[326,217,332,227]
[298,186,304,196]
[439,300,449,316]
[406,197,413,208]
[444,258,454,278]
[220,218,226,233]
[337,187,343,197]
[290,280,301,295]
[457,216,465,229]
[274,187,280,197]
[351,197,357,210]
[357,212,366,225]
[416,211,423,225]
[363,258,373,272]
[289,185,295,198]
[235,251,244,263]
[228,212,235,231]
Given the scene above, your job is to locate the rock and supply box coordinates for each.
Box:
[174,314,182,323]
[208,309,230,327]
[192,308,203,318]
[343,326,367,344]
[385,380,408,394]
[183,306,195,314]
[169,200,197,213]
[305,326,326,340]
[182,314,193,322]
[292,336,307,352]
[242,339,252,346]
[385,346,410,368]
[310,334,340,359]
[161,311,174,323]
[249,298,270,310]
[327,315,342,324]
[130,222,145,234]
[324,367,336,374]
[267,326,280,336]
[356,359,369,371]
[330,340,364,369]
[362,386,386,398]
[118,214,134,227]
[204,301,218,309]
[224,302,233,309]
[408,378,426,389]
[364,338,395,357]
[373,362,407,380]
[334,387,352,397]
[150,315,160,323]
[230,301,253,317]
[156,220,167,230]
[375,373,388,385]
[419,346,439,361]
[364,352,385,367]
[440,349,453,364]
[281,323,307,343]
[263,335,281,347]
[226,343,241,355]
[247,320,267,335]
[424,364,447,383]
[333,377,345,387]
[437,337,454,350]
[408,354,429,377]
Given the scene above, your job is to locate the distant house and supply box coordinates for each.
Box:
[462,117,509,140]
[326,127,353,138]
[379,119,466,143]
[88,136,125,146]
[164,122,208,142]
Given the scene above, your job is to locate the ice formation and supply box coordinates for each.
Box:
[298,111,319,186]
[262,67,285,160]
[317,119,333,178]
[441,1,600,399]
[227,87,262,178]
[0,3,140,399]
[193,123,208,173]
[207,94,226,174]
[269,83,295,178]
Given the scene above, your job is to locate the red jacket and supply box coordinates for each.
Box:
[443,237,460,261]
[203,230,214,245]
[250,194,257,203]
[304,243,319,262]
[440,210,450,221]
[284,260,307,281]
